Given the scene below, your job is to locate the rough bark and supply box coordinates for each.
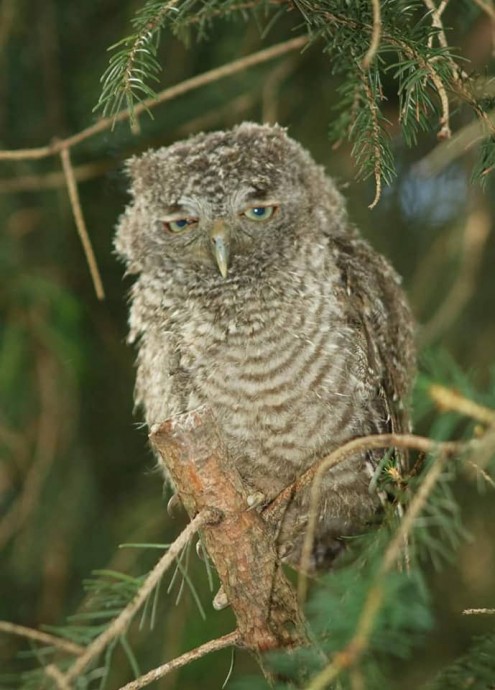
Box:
[150,406,308,664]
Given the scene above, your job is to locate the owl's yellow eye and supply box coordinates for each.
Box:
[243,205,277,222]
[163,218,198,234]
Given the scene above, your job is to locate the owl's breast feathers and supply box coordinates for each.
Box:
[133,232,414,498]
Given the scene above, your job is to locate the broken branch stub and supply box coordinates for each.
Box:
[150,406,307,655]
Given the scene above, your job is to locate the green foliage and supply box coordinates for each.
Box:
[95,0,495,195]
[426,634,495,690]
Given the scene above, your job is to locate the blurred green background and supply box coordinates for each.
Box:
[0,2,494,688]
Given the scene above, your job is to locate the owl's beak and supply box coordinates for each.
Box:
[209,220,230,278]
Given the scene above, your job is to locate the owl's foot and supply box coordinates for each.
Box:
[213,585,229,610]
[246,490,267,510]
[195,538,209,561]
[167,493,181,517]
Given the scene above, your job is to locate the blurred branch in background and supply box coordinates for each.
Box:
[418,198,491,345]
[0,353,61,551]
[60,147,105,300]
[417,108,495,177]
[0,36,307,161]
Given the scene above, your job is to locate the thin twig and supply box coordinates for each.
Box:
[462,607,495,614]
[0,354,59,551]
[304,450,450,690]
[45,665,73,690]
[424,0,450,49]
[0,91,257,194]
[429,384,495,426]
[0,160,114,193]
[380,452,449,573]
[362,0,382,68]
[426,61,452,139]
[417,108,495,175]
[62,509,215,683]
[468,460,495,488]
[0,36,307,161]
[419,203,492,345]
[389,15,453,138]
[262,57,297,124]
[472,0,495,21]
[114,0,179,124]
[361,73,383,209]
[117,631,240,690]
[0,621,84,656]
[60,147,105,300]
[297,433,464,602]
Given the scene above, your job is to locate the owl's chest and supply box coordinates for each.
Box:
[173,288,367,480]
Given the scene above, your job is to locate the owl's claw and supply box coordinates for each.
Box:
[196,539,206,560]
[167,493,181,517]
[246,491,267,510]
[213,585,229,610]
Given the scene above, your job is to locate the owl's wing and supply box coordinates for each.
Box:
[332,231,415,474]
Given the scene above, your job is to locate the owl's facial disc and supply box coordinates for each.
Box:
[209,219,230,278]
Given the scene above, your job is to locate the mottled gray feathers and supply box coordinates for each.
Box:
[116,122,415,570]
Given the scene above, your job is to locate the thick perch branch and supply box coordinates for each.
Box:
[150,406,308,660]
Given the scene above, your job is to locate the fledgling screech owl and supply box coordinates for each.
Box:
[115,122,415,571]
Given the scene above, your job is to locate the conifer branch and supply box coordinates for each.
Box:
[0,621,84,656]
[304,448,451,690]
[98,0,180,122]
[391,36,452,140]
[429,384,495,426]
[60,509,214,683]
[116,631,240,690]
[60,147,105,300]
[0,36,307,161]
[297,433,465,601]
[151,406,308,664]
[361,72,383,208]
[468,460,495,488]
[419,203,492,344]
[362,0,382,69]
[472,0,495,21]
[45,665,72,690]
[424,0,449,50]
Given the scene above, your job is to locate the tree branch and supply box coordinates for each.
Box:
[60,147,105,300]
[304,447,451,690]
[429,383,495,426]
[296,433,465,601]
[362,0,382,68]
[0,36,307,161]
[0,621,84,656]
[150,406,308,668]
[117,631,240,690]
[61,509,213,683]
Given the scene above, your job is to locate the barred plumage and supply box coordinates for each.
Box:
[116,122,415,570]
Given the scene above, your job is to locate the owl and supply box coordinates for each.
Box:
[115,122,415,571]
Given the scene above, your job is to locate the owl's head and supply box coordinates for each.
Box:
[116,123,346,281]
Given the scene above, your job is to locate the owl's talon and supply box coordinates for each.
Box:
[247,491,267,510]
[167,493,181,517]
[213,586,229,610]
[196,539,206,560]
